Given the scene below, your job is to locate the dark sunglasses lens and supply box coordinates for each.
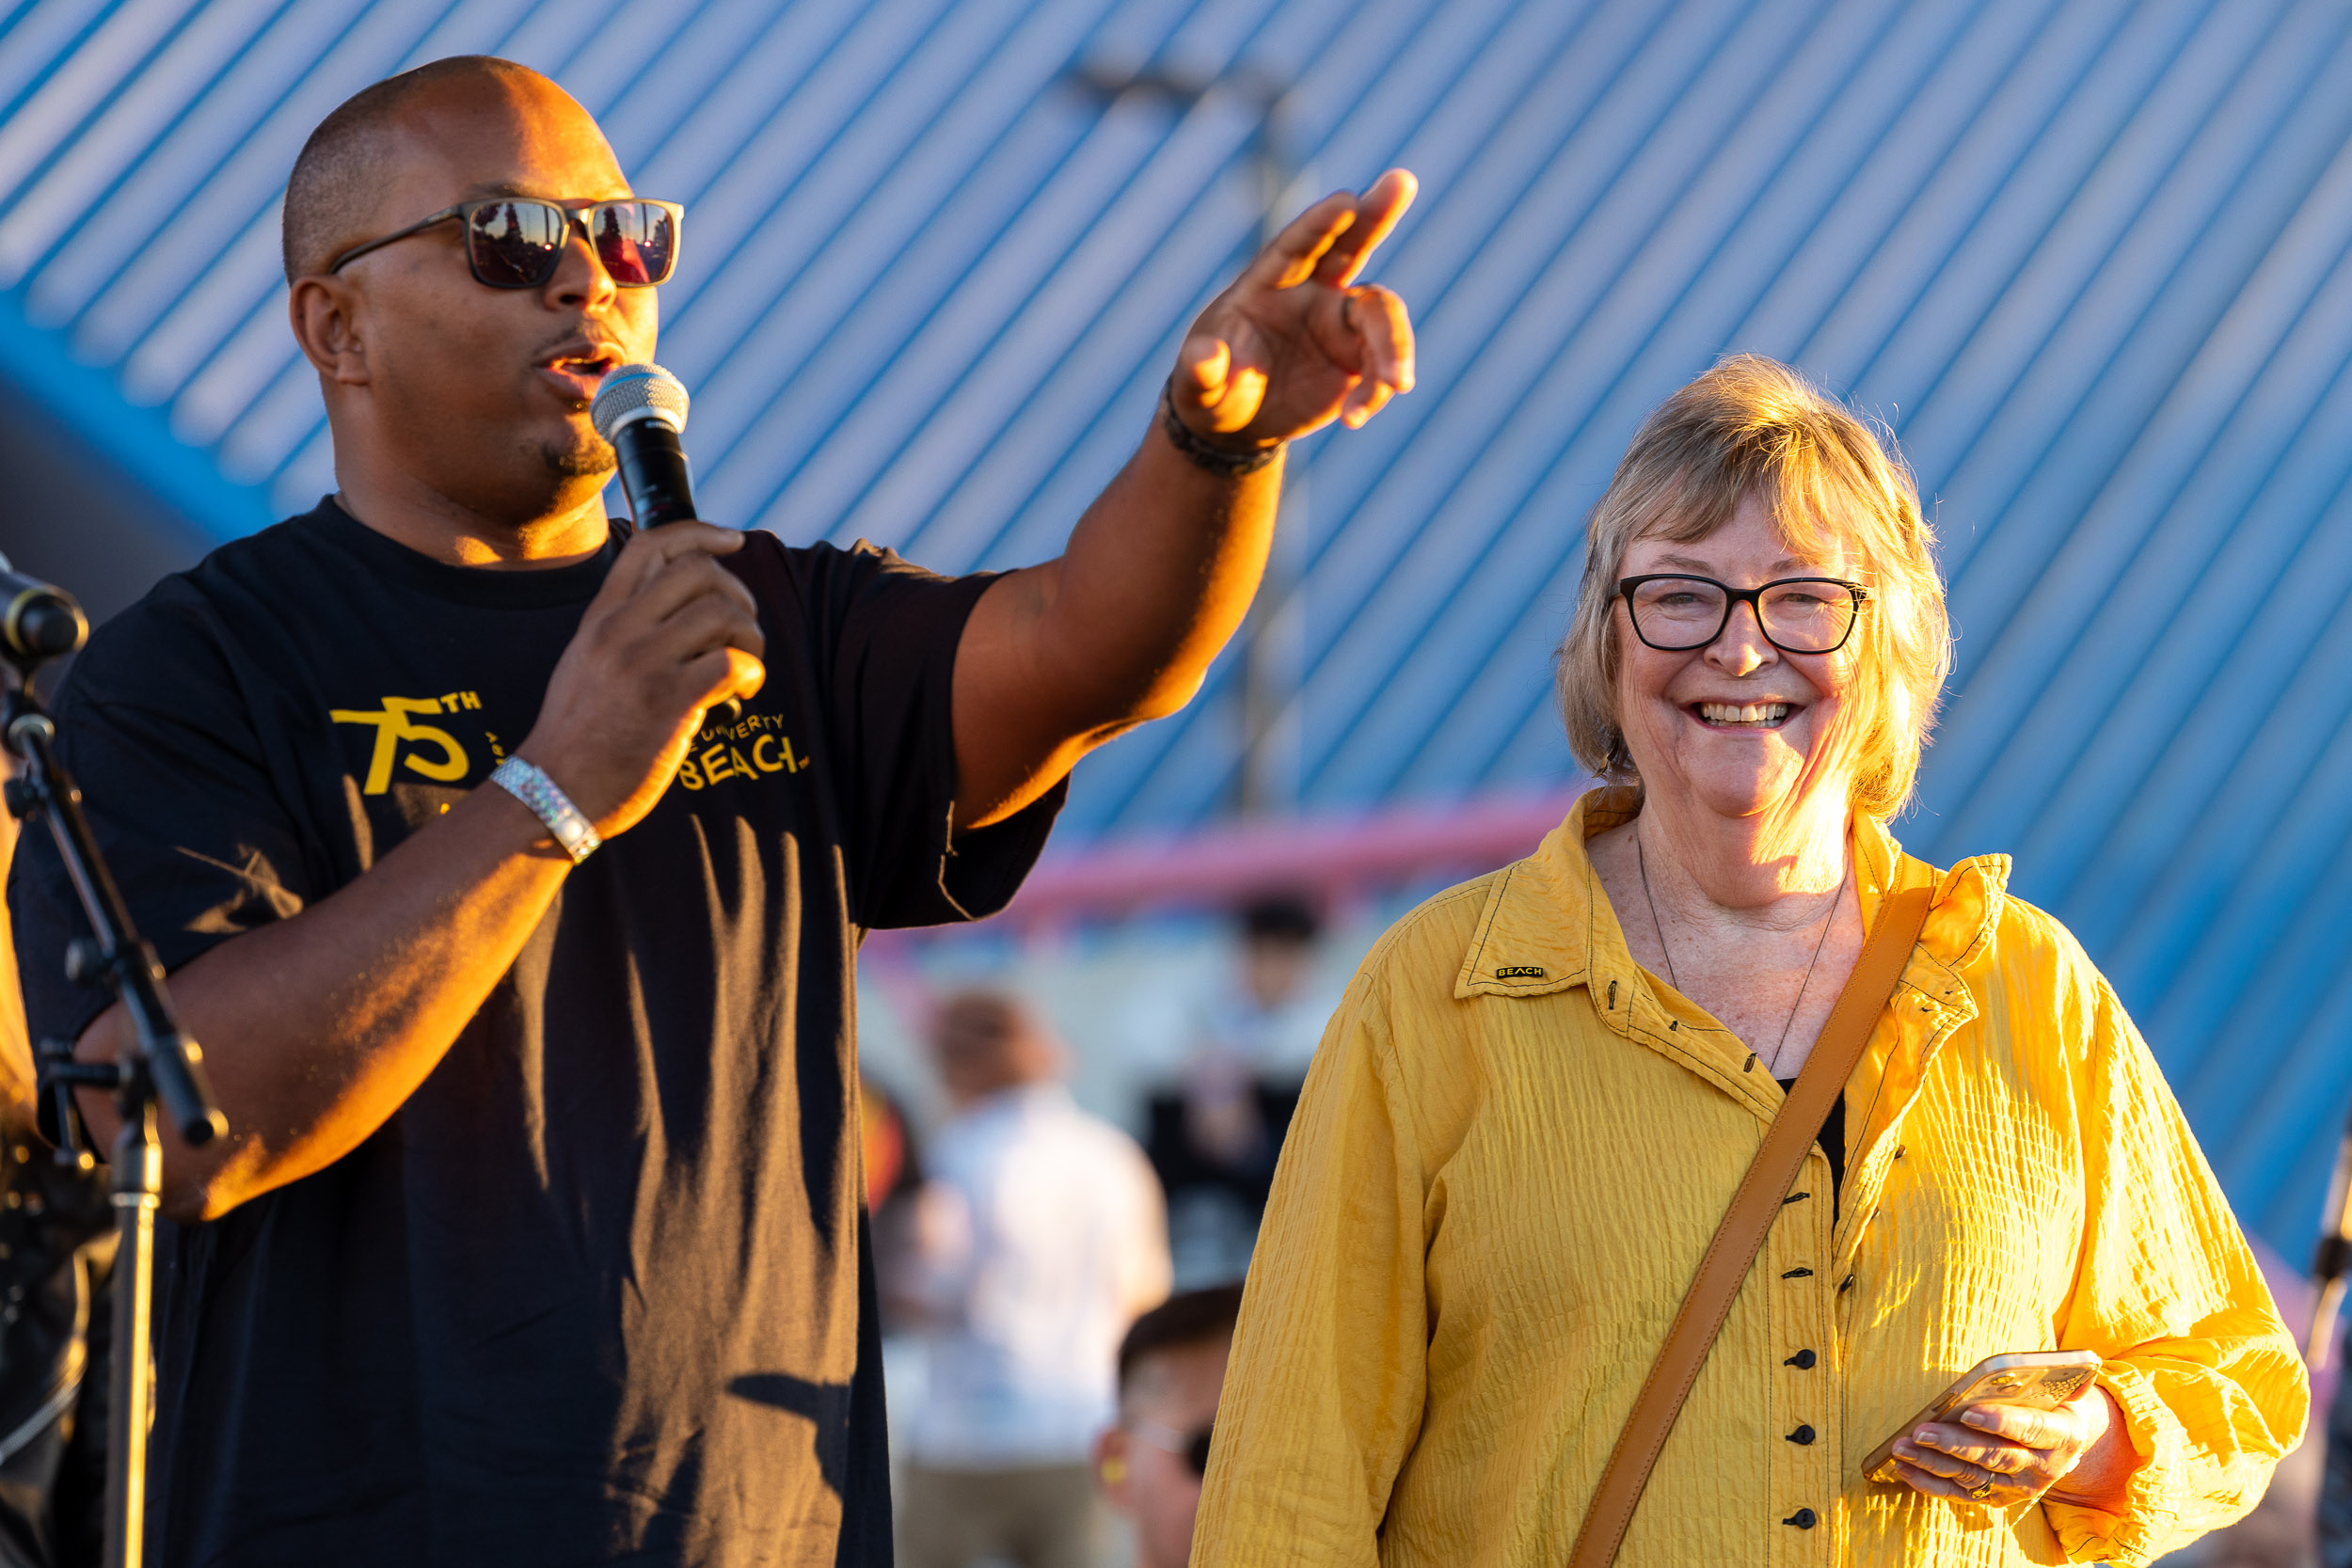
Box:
[593,202,676,286]
[1186,1428,1212,1478]
[467,200,566,287]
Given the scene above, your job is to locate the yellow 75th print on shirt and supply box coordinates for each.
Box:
[330,693,488,793]
[330,692,809,798]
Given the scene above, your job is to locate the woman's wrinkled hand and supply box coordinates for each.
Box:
[1889,1382,2137,1511]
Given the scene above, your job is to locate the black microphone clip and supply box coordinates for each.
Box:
[0,552,87,671]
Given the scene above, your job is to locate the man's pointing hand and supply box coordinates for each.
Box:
[946,170,1421,831]
[1171,168,1419,446]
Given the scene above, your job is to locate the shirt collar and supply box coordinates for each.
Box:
[1453,784,2010,1025]
[1452,785,2013,1260]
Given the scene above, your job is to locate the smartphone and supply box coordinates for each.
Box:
[1860,1350,2102,1485]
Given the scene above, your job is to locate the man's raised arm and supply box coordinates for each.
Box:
[951,171,1418,828]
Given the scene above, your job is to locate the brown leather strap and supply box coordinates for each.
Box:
[1566,883,1933,1568]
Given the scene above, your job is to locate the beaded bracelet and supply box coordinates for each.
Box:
[1158,378,1284,478]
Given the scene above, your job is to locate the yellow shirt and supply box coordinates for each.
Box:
[1192,789,2305,1568]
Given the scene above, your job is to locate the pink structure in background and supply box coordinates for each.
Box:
[981,789,1587,932]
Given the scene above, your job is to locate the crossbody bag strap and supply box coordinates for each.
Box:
[1565,883,1934,1568]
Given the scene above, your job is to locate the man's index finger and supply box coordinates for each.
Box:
[1244,193,1359,291]
[1315,169,1418,286]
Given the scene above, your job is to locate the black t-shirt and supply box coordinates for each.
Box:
[7,500,1062,1568]
[1142,1080,1301,1213]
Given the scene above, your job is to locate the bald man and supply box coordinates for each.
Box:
[6,55,1415,1568]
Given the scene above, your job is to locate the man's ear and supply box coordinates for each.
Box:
[1092,1425,1134,1513]
[288,275,372,387]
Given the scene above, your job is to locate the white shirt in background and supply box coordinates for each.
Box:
[901,1083,1170,1469]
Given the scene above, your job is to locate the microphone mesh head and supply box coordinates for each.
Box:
[592,363,691,441]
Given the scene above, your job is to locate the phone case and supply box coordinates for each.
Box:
[1860,1350,2102,1485]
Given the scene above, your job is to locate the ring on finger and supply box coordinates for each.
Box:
[1967,1475,1997,1502]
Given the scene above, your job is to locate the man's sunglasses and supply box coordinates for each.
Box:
[1131,1418,1213,1479]
[324,198,683,289]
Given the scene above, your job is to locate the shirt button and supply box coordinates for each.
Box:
[1783,1509,1818,1528]
[1784,1349,1817,1369]
[1787,1424,1816,1445]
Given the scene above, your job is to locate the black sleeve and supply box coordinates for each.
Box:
[751,535,1064,930]
[8,587,319,1057]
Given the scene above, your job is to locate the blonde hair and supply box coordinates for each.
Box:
[1555,356,1950,818]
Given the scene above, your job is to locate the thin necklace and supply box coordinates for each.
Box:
[1636,829,1850,1076]
[1635,830,1683,993]
[1771,861,1850,1075]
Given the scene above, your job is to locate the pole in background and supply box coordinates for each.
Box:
[1067,57,1306,818]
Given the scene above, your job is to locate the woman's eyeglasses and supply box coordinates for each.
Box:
[1130,1418,1214,1479]
[1617,574,1867,656]
[324,198,683,290]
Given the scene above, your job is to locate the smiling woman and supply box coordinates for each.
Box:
[1190,356,2307,1568]
[1558,356,1948,821]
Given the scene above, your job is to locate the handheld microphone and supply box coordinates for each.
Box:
[0,552,87,667]
[592,364,743,719]
[592,363,697,529]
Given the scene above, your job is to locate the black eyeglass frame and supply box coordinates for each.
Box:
[321,197,685,288]
[1615,574,1870,656]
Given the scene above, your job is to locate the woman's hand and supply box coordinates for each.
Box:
[1889,1382,2138,1511]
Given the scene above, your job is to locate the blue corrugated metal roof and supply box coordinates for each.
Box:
[9,0,2352,1254]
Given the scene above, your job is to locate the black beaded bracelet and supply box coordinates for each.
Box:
[1158,378,1284,477]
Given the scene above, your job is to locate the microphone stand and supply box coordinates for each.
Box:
[2,677,225,1568]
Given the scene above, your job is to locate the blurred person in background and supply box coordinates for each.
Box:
[896,991,1169,1568]
[2319,1357,2352,1565]
[1193,356,2304,1566]
[860,1069,927,1336]
[859,1068,926,1240]
[1203,895,1332,1084]
[1093,1284,1242,1568]
[1145,894,1333,1286]
[860,1070,916,1215]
